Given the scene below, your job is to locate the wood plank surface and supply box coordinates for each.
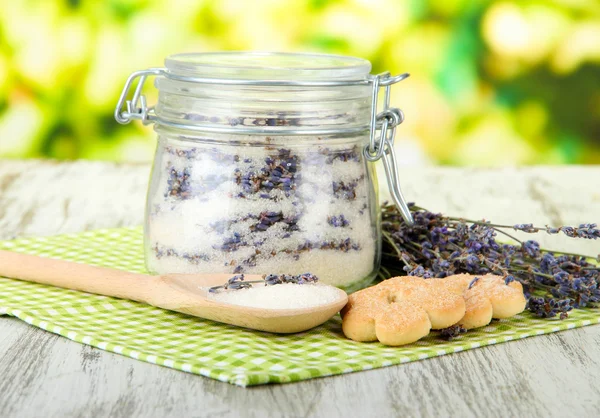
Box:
[1,317,599,418]
[1,160,599,418]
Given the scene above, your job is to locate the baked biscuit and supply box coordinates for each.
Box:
[341,274,526,346]
[341,276,466,346]
[432,274,527,329]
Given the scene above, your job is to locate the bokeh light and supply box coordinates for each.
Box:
[0,0,598,165]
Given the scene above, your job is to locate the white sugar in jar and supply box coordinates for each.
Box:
[115,52,413,292]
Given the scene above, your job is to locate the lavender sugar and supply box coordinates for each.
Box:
[145,135,378,289]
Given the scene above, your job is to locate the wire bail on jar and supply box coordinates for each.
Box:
[364,72,414,225]
[114,68,414,225]
[114,68,164,125]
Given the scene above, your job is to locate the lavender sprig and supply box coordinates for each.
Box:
[381,203,600,320]
[208,272,318,293]
[505,222,598,239]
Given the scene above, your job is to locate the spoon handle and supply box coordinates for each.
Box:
[0,250,157,303]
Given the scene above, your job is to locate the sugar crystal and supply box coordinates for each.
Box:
[207,283,341,310]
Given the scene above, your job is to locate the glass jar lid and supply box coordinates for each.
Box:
[153,52,374,135]
[164,51,372,81]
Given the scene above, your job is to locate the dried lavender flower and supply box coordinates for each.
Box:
[527,296,573,319]
[209,272,320,293]
[513,224,539,233]
[439,324,467,341]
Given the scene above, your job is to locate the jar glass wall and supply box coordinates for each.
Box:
[145,128,381,292]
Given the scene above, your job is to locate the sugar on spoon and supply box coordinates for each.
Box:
[0,250,348,333]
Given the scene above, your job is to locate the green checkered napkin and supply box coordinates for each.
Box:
[0,227,599,386]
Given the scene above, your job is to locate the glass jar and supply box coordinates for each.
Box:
[115,52,413,292]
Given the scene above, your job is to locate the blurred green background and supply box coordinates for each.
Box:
[0,0,599,165]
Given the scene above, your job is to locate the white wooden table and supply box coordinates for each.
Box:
[1,160,599,418]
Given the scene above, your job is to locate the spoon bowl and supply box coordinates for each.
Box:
[160,273,348,333]
[0,251,348,333]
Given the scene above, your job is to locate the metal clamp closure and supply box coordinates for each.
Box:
[114,68,165,125]
[364,72,414,225]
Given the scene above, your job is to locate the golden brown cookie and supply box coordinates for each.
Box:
[341,274,527,346]
[432,274,527,329]
[341,276,466,346]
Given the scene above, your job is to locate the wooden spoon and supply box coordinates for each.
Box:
[0,250,348,333]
